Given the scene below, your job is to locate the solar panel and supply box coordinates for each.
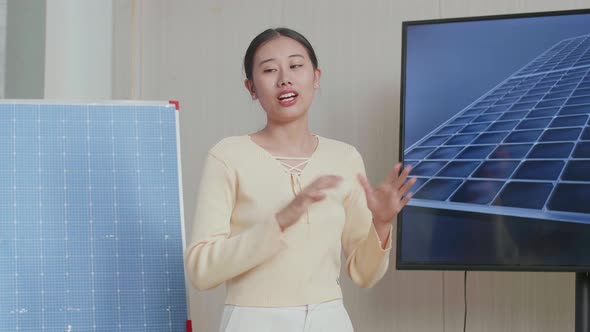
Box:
[404,35,590,225]
[0,102,187,331]
[517,35,590,76]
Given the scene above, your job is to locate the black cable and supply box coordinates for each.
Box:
[464,271,467,332]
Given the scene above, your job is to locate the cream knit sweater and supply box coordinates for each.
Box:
[185,135,391,306]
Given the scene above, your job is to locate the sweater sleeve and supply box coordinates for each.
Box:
[184,152,287,291]
[341,148,392,288]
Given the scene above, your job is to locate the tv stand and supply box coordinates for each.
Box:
[576,272,590,332]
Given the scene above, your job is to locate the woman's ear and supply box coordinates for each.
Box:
[313,68,322,89]
[244,79,257,100]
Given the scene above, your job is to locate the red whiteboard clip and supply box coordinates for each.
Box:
[169,100,180,111]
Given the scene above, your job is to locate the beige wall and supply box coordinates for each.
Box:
[112,1,589,331]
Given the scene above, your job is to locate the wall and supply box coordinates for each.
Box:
[112,1,589,331]
[5,0,45,99]
[0,0,7,98]
[44,0,113,99]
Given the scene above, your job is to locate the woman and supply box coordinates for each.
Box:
[185,27,416,332]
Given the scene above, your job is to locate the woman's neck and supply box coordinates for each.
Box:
[251,122,317,157]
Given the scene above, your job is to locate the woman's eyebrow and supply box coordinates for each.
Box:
[258,58,276,66]
[258,54,304,66]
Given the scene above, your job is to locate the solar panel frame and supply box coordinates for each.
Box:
[0,101,187,331]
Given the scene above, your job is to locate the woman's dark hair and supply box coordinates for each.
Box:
[244,27,319,81]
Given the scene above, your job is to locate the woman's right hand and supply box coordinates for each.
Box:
[275,175,343,231]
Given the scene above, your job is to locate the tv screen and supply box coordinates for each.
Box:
[397,9,590,271]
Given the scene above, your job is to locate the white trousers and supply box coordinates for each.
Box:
[218,299,354,332]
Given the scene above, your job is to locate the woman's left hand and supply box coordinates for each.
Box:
[357,163,417,245]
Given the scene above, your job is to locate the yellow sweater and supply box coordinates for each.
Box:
[184,135,392,307]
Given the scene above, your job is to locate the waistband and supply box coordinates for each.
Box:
[225,298,344,312]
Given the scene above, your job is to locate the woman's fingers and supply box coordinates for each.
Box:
[307,191,327,202]
[399,192,413,209]
[302,175,342,205]
[279,175,342,231]
[309,175,342,190]
[398,176,417,197]
[392,164,412,190]
[384,163,402,184]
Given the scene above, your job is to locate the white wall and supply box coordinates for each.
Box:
[44,0,113,99]
[112,1,589,331]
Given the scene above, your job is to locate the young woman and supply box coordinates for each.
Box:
[185,27,416,332]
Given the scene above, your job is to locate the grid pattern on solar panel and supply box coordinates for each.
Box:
[405,35,590,224]
[0,103,187,331]
[516,35,590,76]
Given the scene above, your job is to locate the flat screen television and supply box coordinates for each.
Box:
[397,8,590,271]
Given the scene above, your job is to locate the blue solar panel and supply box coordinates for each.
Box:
[0,102,187,331]
[405,35,590,224]
[516,35,590,76]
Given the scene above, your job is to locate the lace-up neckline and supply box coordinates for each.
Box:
[273,156,310,176]
[246,134,320,177]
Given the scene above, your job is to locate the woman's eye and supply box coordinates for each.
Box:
[291,64,303,69]
[263,68,276,73]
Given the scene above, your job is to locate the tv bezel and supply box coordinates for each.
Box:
[396,7,590,272]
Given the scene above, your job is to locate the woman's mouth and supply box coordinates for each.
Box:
[277,91,298,107]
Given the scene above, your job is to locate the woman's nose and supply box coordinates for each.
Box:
[278,72,292,87]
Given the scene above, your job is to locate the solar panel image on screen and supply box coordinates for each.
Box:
[404,34,590,225]
[0,102,187,331]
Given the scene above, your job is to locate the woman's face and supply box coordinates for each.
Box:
[246,36,321,124]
